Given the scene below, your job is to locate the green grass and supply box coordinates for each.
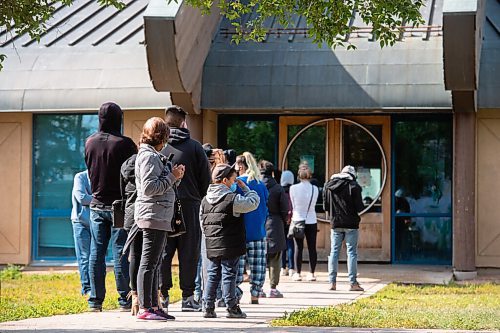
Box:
[272,283,500,330]
[0,268,181,323]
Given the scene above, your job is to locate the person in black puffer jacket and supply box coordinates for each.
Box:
[259,160,288,298]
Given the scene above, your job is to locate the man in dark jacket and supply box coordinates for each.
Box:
[159,105,211,311]
[260,160,288,298]
[84,102,137,311]
[323,165,365,292]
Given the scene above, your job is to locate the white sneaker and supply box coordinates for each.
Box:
[306,273,316,281]
[292,272,302,281]
[288,269,295,277]
[280,268,288,276]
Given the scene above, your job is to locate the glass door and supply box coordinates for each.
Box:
[279,116,391,262]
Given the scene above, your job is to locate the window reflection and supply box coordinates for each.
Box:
[343,124,383,211]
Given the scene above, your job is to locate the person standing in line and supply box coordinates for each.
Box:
[134,117,185,320]
[259,160,288,298]
[234,152,269,304]
[201,164,260,319]
[71,170,92,296]
[323,165,365,292]
[159,105,211,312]
[289,163,319,282]
[85,102,137,312]
[279,170,295,277]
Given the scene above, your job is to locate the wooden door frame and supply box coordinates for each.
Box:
[278,115,391,261]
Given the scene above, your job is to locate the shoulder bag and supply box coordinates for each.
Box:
[287,184,314,239]
[167,184,186,238]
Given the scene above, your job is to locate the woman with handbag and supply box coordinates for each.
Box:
[134,117,185,320]
[289,163,319,282]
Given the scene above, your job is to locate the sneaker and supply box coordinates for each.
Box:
[216,298,226,308]
[154,308,176,320]
[291,272,302,281]
[288,269,295,277]
[329,283,336,291]
[204,308,217,318]
[87,306,102,312]
[226,304,247,318]
[160,295,169,309]
[119,302,132,312]
[269,289,283,298]
[349,283,365,292]
[280,268,288,276]
[306,273,316,282]
[258,291,267,298]
[182,295,202,312]
[136,308,166,320]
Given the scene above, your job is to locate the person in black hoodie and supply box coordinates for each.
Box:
[84,102,137,311]
[323,165,365,292]
[159,105,211,312]
[259,160,288,298]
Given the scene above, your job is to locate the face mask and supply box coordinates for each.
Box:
[230,183,237,192]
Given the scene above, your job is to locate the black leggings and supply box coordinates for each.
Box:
[129,229,143,291]
[294,224,317,274]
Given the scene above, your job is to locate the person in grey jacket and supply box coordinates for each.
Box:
[134,117,185,320]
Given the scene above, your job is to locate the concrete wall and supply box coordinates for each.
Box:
[0,113,32,265]
[476,109,500,267]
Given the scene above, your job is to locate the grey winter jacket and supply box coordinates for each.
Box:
[134,144,179,231]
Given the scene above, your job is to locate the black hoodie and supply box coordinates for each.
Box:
[161,127,210,202]
[85,102,137,206]
[323,175,364,229]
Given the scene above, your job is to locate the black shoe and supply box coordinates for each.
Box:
[182,295,202,312]
[203,308,217,318]
[119,303,132,312]
[88,306,102,312]
[154,308,176,320]
[226,304,247,318]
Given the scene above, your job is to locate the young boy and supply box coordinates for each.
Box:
[200,164,260,319]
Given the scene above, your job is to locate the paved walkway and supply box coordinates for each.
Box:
[1,264,457,332]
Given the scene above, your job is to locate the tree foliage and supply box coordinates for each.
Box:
[184,0,425,48]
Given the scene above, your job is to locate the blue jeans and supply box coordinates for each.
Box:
[194,256,202,301]
[204,256,240,309]
[88,209,130,308]
[281,237,295,270]
[72,220,91,295]
[328,228,359,285]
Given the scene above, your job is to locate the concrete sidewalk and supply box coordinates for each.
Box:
[1,264,455,332]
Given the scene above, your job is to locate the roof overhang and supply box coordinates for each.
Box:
[144,0,220,114]
[443,0,485,112]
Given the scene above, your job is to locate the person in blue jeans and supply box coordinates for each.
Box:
[200,164,260,319]
[85,102,137,311]
[323,165,365,292]
[71,170,92,296]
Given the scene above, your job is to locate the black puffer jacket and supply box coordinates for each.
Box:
[323,175,364,229]
[121,154,137,231]
[262,175,288,254]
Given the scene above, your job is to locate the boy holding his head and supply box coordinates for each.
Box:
[200,164,260,319]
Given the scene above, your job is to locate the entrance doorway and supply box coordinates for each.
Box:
[279,116,391,262]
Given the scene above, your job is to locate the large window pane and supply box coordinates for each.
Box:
[219,116,277,163]
[394,217,452,263]
[33,114,98,259]
[394,120,452,214]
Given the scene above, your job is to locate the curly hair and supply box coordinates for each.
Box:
[139,117,169,146]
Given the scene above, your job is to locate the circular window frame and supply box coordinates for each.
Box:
[281,117,388,217]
